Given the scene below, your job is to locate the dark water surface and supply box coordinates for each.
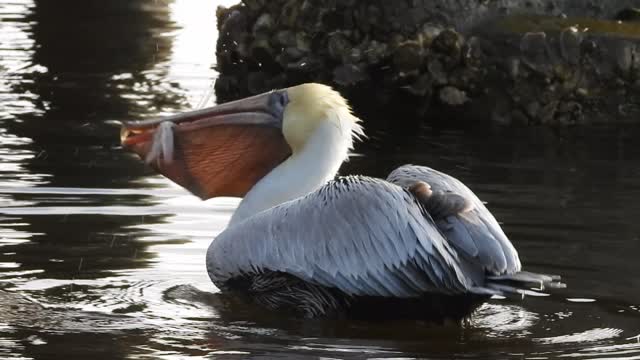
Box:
[1,1,640,359]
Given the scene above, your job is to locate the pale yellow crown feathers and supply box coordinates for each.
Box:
[282,83,364,152]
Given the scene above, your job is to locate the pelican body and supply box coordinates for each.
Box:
[121,83,564,321]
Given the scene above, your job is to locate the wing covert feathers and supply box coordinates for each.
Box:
[388,164,564,296]
[208,176,471,298]
[388,165,521,274]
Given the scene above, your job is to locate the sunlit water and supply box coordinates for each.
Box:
[1,1,640,359]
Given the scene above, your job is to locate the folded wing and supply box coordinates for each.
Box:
[207,176,479,298]
[387,165,522,276]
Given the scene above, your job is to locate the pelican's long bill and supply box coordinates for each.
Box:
[120,90,293,199]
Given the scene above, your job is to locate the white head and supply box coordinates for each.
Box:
[121,83,364,221]
[281,83,363,155]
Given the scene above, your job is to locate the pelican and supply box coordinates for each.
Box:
[121,83,564,320]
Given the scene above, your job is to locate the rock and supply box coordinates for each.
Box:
[448,67,475,89]
[559,26,583,64]
[247,71,271,94]
[282,47,305,61]
[462,36,484,66]
[619,102,640,117]
[615,41,640,79]
[431,29,463,65]
[333,63,368,86]
[559,101,584,124]
[539,101,559,124]
[347,47,363,64]
[279,1,300,28]
[520,32,554,75]
[296,32,312,52]
[252,13,274,36]
[511,109,530,126]
[507,57,520,79]
[249,38,273,65]
[421,24,442,43]
[388,33,405,51]
[491,96,513,125]
[216,9,247,45]
[327,32,352,62]
[525,101,540,119]
[286,57,322,73]
[439,86,469,105]
[576,87,588,97]
[427,60,448,86]
[393,41,424,75]
[404,73,432,97]
[235,38,251,59]
[615,8,640,22]
[273,30,296,48]
[242,0,265,12]
[363,40,388,64]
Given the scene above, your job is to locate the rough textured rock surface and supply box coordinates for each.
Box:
[215,0,640,125]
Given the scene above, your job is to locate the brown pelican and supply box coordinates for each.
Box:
[121,83,564,320]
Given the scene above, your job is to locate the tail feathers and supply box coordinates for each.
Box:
[471,271,566,299]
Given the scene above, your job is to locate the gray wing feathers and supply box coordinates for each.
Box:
[387,165,522,275]
[207,177,472,298]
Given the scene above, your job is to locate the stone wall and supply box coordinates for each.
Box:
[214,0,640,125]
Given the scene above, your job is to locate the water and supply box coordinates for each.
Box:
[1,1,640,359]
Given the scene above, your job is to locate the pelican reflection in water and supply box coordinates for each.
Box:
[121,83,564,320]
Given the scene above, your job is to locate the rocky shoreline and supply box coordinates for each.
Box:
[214,1,640,126]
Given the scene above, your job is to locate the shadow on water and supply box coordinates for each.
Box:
[1,0,640,359]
